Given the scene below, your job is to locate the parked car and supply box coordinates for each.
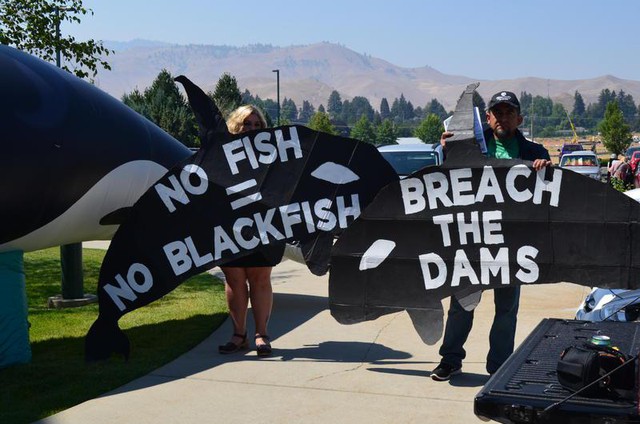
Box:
[559,151,602,181]
[629,151,640,177]
[625,145,640,161]
[378,143,443,178]
[557,143,583,159]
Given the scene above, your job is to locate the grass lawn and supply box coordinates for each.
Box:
[0,247,228,424]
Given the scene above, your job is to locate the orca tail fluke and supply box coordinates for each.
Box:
[84,316,130,362]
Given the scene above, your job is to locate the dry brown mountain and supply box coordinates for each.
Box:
[93,41,640,112]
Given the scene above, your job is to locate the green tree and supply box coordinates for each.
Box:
[122,69,198,147]
[425,99,448,121]
[587,89,617,121]
[350,115,376,144]
[345,96,375,123]
[571,91,586,117]
[281,97,298,122]
[571,91,586,127]
[375,119,398,145]
[414,114,444,143]
[308,111,337,135]
[616,90,637,122]
[379,98,391,120]
[327,90,343,119]
[298,100,315,122]
[519,91,533,117]
[599,101,632,156]
[211,73,242,116]
[550,103,567,128]
[390,94,412,121]
[0,0,112,79]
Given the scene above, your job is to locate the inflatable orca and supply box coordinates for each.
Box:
[0,45,192,253]
[329,83,640,344]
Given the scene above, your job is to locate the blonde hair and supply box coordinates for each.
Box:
[226,105,268,135]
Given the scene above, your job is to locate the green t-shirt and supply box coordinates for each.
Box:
[487,136,520,159]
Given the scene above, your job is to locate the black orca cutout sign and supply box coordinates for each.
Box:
[85,76,398,360]
[328,83,640,344]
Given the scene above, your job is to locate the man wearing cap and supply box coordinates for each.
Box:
[431,91,551,382]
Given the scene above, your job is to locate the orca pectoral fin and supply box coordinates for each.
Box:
[406,304,444,345]
[300,233,334,276]
[454,288,482,312]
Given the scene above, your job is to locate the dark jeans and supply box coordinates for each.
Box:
[438,286,520,374]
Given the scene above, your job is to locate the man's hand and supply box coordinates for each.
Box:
[532,159,552,171]
[440,131,454,148]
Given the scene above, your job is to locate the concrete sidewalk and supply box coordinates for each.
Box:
[39,252,589,424]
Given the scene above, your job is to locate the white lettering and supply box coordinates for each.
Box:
[516,245,539,283]
[222,139,246,175]
[154,175,189,213]
[476,166,504,204]
[275,127,303,162]
[506,165,533,203]
[450,249,480,287]
[483,210,504,245]
[456,211,481,245]
[419,252,447,290]
[400,177,426,215]
[163,240,192,276]
[424,172,452,210]
[480,247,509,285]
[533,168,562,207]
[450,168,474,206]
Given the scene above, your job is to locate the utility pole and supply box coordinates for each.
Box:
[49,6,94,308]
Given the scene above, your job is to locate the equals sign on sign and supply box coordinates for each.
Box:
[226,179,262,210]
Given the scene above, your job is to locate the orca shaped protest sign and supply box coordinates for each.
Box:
[329,83,640,344]
[85,77,398,360]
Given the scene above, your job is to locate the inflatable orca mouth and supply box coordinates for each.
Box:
[0,46,191,253]
[99,208,132,226]
[0,160,172,252]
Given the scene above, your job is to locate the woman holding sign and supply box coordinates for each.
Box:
[218,105,284,357]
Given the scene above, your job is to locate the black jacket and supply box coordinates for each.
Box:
[483,128,550,161]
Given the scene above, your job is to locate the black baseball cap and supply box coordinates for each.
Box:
[488,91,520,113]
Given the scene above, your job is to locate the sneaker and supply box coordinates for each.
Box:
[430,363,462,381]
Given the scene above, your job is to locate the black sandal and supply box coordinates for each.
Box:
[218,333,248,354]
[255,334,272,357]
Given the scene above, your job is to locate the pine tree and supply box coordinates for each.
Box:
[298,100,315,123]
[425,99,448,121]
[380,98,391,120]
[375,119,398,145]
[211,73,242,116]
[122,69,198,147]
[327,90,343,119]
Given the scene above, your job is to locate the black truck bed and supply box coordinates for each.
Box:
[474,318,640,423]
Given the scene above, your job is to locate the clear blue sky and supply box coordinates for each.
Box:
[68,0,639,81]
